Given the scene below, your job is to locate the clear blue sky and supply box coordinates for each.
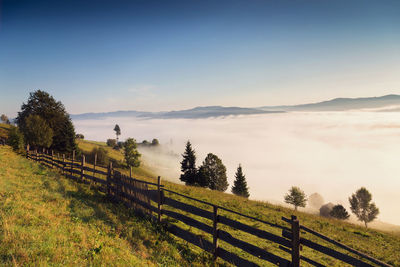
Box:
[1,0,399,116]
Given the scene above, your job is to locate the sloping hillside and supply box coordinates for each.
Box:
[76,139,400,266]
[0,146,214,266]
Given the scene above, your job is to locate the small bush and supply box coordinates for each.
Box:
[106,139,117,147]
[89,147,109,166]
[7,126,25,152]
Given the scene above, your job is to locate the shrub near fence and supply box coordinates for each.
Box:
[26,149,392,267]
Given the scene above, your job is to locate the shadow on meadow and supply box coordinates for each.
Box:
[42,173,217,266]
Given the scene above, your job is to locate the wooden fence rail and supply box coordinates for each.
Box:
[26,149,392,267]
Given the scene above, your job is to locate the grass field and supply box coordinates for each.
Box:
[0,145,214,266]
[75,139,400,266]
[1,125,399,266]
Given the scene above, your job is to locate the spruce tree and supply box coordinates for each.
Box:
[180,141,197,185]
[231,164,250,198]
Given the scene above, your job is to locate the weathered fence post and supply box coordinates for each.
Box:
[291,215,300,267]
[62,154,66,175]
[71,150,75,177]
[35,150,38,162]
[81,155,85,182]
[213,205,219,260]
[130,167,137,210]
[90,153,97,188]
[51,150,54,169]
[107,162,113,197]
[157,176,163,223]
[26,144,30,159]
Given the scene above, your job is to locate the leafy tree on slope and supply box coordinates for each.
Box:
[349,187,379,228]
[16,90,76,153]
[284,186,307,211]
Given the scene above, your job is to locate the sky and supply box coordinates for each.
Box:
[1,0,400,116]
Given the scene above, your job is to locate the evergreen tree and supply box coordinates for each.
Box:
[330,204,350,220]
[349,187,379,228]
[124,138,141,168]
[284,186,307,210]
[180,141,197,185]
[231,164,250,198]
[200,153,228,191]
[24,115,53,149]
[114,124,121,142]
[15,90,77,153]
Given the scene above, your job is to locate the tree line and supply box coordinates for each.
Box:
[179,141,250,198]
[284,186,379,228]
[6,90,77,154]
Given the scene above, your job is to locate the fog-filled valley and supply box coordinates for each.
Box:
[74,111,400,226]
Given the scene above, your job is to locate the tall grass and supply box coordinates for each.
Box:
[0,146,215,266]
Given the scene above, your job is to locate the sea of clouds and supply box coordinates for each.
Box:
[73,112,400,225]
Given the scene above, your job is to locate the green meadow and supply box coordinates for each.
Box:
[1,128,399,266]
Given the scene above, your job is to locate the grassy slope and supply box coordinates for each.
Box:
[77,139,400,266]
[1,124,399,266]
[0,123,12,140]
[0,146,214,266]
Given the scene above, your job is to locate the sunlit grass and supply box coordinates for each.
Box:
[0,146,215,266]
[76,139,400,266]
[1,138,397,266]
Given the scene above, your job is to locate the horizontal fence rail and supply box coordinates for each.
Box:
[26,148,392,267]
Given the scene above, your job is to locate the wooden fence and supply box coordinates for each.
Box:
[26,148,392,267]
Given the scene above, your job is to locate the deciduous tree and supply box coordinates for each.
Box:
[24,115,53,149]
[308,192,324,210]
[1,114,9,124]
[114,124,121,142]
[124,138,141,168]
[349,187,379,228]
[284,186,307,211]
[200,153,228,191]
[7,126,24,152]
[15,90,76,153]
[330,204,350,220]
[106,139,117,147]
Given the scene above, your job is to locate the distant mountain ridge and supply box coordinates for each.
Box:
[259,94,400,111]
[71,94,400,120]
[71,106,282,120]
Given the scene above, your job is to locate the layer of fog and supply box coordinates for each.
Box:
[74,112,400,226]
